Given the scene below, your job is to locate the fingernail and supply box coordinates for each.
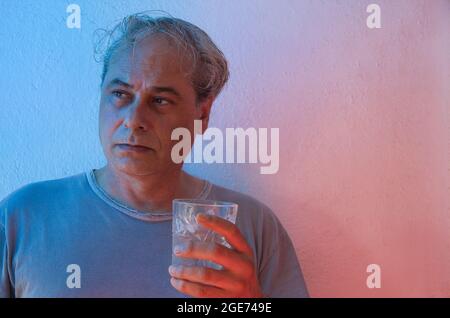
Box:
[169,265,177,274]
[174,244,185,254]
[171,278,180,287]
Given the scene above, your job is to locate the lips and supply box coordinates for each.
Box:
[121,143,150,148]
[116,143,152,152]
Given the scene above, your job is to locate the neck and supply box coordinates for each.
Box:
[95,164,205,212]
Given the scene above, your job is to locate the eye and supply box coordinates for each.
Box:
[112,90,129,99]
[153,97,170,106]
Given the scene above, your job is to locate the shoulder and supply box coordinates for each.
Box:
[207,182,274,216]
[0,172,86,225]
[206,182,285,236]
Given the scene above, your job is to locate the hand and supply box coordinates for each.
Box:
[169,213,264,298]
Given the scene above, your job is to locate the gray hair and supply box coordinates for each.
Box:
[94,12,229,102]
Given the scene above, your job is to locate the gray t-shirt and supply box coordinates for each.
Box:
[0,169,308,298]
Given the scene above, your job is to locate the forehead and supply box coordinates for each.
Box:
[105,34,193,88]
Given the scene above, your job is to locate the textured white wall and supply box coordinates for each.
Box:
[0,0,449,296]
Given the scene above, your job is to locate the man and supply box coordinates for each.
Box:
[0,13,308,298]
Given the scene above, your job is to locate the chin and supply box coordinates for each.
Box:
[112,159,160,176]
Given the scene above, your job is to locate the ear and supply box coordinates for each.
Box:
[196,96,214,134]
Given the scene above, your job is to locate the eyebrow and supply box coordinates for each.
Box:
[152,86,182,99]
[106,78,133,89]
[105,78,182,99]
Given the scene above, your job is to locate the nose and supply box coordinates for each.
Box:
[123,98,151,132]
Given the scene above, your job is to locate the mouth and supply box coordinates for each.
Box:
[116,144,153,153]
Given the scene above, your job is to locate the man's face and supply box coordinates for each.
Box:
[98,35,209,176]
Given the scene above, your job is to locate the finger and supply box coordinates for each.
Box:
[169,265,243,291]
[170,277,228,298]
[174,240,253,274]
[196,214,253,256]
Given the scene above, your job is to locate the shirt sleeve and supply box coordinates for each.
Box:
[0,196,13,298]
[257,206,309,298]
[0,223,12,298]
